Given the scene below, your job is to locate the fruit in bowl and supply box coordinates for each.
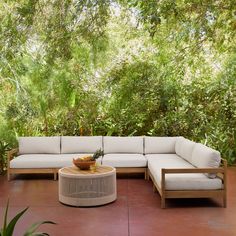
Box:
[73,149,104,170]
[73,159,95,170]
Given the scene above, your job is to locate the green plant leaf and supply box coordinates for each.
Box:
[5,207,29,236]
[30,233,49,236]
[23,221,56,236]
[1,198,9,236]
[31,233,49,236]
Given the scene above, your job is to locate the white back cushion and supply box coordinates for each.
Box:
[19,137,60,154]
[191,143,221,178]
[145,137,177,154]
[175,137,196,163]
[61,136,102,154]
[103,136,143,154]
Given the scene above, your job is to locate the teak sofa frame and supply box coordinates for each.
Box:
[7,148,147,181]
[7,149,227,209]
[147,158,227,208]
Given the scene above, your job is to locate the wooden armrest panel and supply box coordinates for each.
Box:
[162,158,227,175]
[221,158,227,167]
[162,167,225,174]
[7,148,19,161]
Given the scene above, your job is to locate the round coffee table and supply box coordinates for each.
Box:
[58,165,117,207]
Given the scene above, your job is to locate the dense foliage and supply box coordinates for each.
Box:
[0,0,235,164]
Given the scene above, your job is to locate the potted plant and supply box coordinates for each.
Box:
[0,199,56,236]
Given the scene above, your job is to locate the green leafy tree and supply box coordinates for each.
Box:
[0,0,235,163]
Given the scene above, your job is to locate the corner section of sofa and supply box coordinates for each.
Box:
[145,137,227,208]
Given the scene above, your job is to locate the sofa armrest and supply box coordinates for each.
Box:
[162,158,227,175]
[7,148,19,162]
[162,167,224,174]
[161,158,227,194]
[220,158,227,168]
[7,148,18,181]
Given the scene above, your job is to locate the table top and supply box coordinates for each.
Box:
[59,165,115,177]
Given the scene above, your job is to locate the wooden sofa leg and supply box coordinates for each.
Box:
[223,194,227,208]
[144,169,148,180]
[153,184,157,193]
[54,172,57,181]
[146,169,149,181]
[7,171,11,181]
[161,197,165,209]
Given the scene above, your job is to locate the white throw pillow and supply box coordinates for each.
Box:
[175,137,184,156]
[175,137,196,163]
[103,136,143,154]
[145,137,177,154]
[19,137,61,154]
[191,143,221,178]
[61,136,102,154]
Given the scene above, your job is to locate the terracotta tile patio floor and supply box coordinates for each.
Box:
[0,168,236,236]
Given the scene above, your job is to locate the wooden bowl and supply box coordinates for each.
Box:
[73,159,96,170]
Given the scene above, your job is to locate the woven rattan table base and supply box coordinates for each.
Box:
[59,166,117,206]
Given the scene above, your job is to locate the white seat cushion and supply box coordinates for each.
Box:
[175,137,196,163]
[103,136,143,154]
[145,137,177,154]
[18,137,61,154]
[10,154,102,169]
[10,154,64,168]
[61,136,102,154]
[191,143,221,178]
[102,154,147,167]
[147,154,222,190]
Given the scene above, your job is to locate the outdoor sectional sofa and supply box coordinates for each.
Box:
[7,136,227,208]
